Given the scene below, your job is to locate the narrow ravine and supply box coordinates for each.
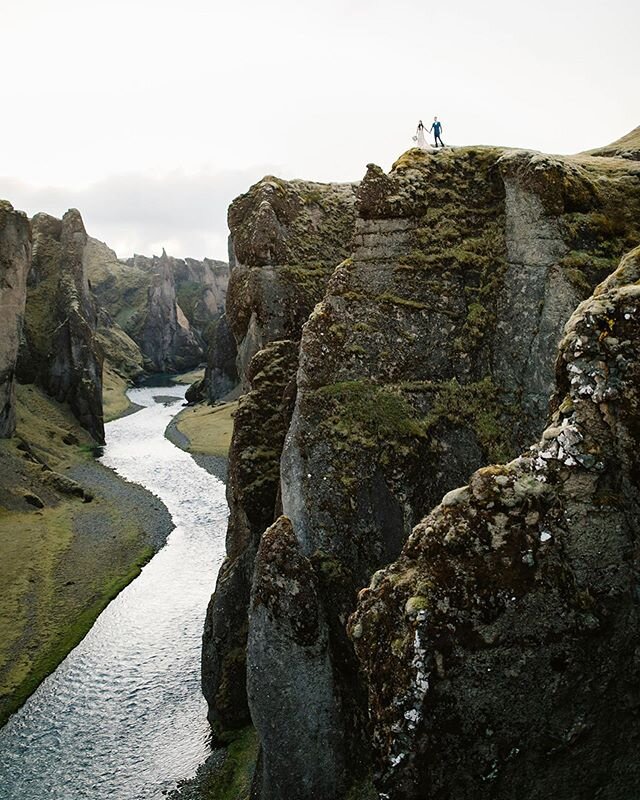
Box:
[0,385,227,799]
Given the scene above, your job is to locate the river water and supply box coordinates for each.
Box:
[0,385,227,799]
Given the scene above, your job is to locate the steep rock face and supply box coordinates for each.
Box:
[204,313,238,401]
[17,210,104,443]
[128,251,228,346]
[202,176,359,733]
[170,256,229,334]
[219,146,640,797]
[86,239,229,372]
[138,250,202,372]
[350,246,640,799]
[247,516,345,800]
[202,339,299,733]
[0,201,31,438]
[225,176,358,385]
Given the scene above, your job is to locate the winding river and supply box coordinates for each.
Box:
[0,385,227,799]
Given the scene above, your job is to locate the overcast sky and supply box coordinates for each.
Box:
[1,0,637,261]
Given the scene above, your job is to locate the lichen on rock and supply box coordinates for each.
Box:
[350,246,640,799]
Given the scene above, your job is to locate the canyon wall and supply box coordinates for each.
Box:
[17,210,105,443]
[202,176,358,734]
[351,245,640,799]
[87,240,229,373]
[204,140,640,798]
[0,202,31,438]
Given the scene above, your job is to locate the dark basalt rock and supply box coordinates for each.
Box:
[204,314,238,402]
[350,246,640,799]
[202,134,640,799]
[202,340,299,735]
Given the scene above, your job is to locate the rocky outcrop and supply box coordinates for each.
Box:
[202,339,299,734]
[86,239,229,373]
[137,250,202,372]
[0,201,31,438]
[587,124,640,160]
[202,177,359,732]
[225,176,358,386]
[350,245,640,799]
[17,210,104,443]
[247,516,345,800]
[202,138,640,798]
[203,314,238,401]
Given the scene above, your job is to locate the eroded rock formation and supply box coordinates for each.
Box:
[137,250,202,372]
[350,245,640,799]
[0,201,31,438]
[202,176,358,733]
[17,210,104,443]
[86,239,229,373]
[225,176,358,386]
[203,136,640,798]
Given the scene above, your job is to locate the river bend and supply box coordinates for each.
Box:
[0,385,227,799]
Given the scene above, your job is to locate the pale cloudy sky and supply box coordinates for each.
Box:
[1,0,637,261]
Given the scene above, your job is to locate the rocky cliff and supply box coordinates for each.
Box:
[202,177,358,735]
[350,244,640,799]
[224,176,358,386]
[86,241,229,373]
[17,210,105,443]
[202,135,640,798]
[135,250,203,372]
[0,202,31,439]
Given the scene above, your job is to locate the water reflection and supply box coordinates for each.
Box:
[0,385,226,799]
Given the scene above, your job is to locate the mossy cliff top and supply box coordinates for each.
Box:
[224,176,359,383]
[228,176,358,269]
[349,246,640,799]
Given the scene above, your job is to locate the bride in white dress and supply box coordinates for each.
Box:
[414,120,428,149]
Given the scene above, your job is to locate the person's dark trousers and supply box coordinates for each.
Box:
[435,134,444,147]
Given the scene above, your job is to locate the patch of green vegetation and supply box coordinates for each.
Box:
[201,727,259,800]
[423,377,515,463]
[171,401,238,458]
[0,383,159,726]
[300,188,325,207]
[316,381,425,449]
[278,263,334,307]
[0,525,152,726]
[345,774,378,800]
[558,202,640,294]
[376,293,429,310]
[103,366,134,422]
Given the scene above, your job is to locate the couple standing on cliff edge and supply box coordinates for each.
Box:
[415,117,444,148]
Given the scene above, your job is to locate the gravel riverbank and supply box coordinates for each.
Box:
[67,460,174,552]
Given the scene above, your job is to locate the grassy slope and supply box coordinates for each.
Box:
[585,125,640,158]
[172,402,237,458]
[103,365,138,422]
[0,384,157,725]
[173,367,206,385]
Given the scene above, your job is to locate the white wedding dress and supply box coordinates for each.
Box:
[415,127,428,149]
